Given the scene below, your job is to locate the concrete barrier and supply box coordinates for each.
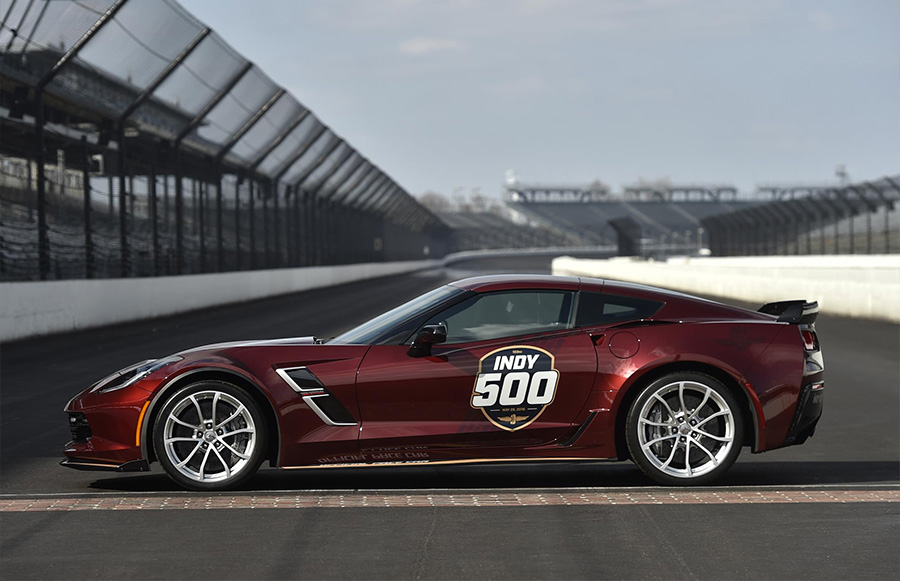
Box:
[552,254,900,322]
[0,260,439,342]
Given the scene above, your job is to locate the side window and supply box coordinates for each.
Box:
[575,292,663,327]
[424,291,574,344]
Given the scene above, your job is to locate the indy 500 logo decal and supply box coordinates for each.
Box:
[471,345,560,431]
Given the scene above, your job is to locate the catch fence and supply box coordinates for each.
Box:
[1,0,448,282]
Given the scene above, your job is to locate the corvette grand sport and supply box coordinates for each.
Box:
[62,275,824,489]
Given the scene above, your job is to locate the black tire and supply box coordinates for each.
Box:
[153,381,267,491]
[625,372,744,486]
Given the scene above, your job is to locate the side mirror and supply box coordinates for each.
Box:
[408,324,447,357]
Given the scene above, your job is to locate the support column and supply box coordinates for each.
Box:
[197,179,206,272]
[149,163,159,275]
[80,136,93,278]
[216,170,223,271]
[235,177,242,271]
[174,155,184,274]
[117,125,128,277]
[35,91,49,279]
[248,180,256,269]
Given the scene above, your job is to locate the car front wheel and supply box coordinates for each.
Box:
[153,381,266,491]
[626,372,743,486]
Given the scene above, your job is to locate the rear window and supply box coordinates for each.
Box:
[575,292,663,327]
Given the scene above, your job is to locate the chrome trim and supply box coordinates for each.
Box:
[275,367,322,394]
[302,394,357,427]
[276,366,357,427]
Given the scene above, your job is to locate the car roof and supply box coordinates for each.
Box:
[448,274,585,292]
[447,275,770,321]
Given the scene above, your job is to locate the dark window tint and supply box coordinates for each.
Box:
[424,290,574,344]
[575,292,663,327]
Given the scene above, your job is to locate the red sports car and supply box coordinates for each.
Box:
[63,275,824,489]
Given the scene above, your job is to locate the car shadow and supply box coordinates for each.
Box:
[86,460,900,493]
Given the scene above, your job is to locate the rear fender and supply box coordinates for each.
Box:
[605,355,765,456]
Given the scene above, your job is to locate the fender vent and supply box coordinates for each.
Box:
[275,367,357,426]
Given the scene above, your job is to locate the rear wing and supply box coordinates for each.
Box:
[758,300,819,325]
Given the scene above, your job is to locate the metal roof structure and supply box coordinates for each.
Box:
[0,0,439,226]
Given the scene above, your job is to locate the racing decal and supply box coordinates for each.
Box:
[471,345,560,431]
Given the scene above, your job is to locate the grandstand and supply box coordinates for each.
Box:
[505,178,900,256]
[505,182,760,249]
[437,211,579,252]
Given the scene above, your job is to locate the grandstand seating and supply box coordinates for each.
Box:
[509,200,761,246]
[437,211,576,252]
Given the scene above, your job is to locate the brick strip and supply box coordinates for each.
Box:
[2,489,898,512]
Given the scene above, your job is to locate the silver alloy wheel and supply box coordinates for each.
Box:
[636,380,736,479]
[162,390,257,483]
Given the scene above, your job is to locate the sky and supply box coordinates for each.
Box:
[179,0,900,198]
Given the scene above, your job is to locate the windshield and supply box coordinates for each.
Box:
[329,285,465,345]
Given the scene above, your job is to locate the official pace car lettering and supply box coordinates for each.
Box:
[471,345,559,431]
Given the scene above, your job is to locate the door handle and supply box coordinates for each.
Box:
[590,333,605,346]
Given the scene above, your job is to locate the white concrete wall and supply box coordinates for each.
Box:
[0,260,438,342]
[552,255,900,322]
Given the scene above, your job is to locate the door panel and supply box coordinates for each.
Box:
[355,330,597,458]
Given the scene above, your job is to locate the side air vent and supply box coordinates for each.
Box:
[275,367,357,427]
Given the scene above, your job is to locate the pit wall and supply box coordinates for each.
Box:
[552,255,900,323]
[0,260,438,343]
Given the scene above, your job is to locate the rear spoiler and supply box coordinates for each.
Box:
[758,300,819,325]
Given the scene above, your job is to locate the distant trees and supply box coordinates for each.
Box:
[416,190,503,214]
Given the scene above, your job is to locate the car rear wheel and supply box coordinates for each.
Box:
[626,372,743,486]
[153,381,266,491]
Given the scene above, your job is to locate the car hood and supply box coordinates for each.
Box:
[178,336,318,356]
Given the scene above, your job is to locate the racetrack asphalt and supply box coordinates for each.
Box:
[1,256,898,579]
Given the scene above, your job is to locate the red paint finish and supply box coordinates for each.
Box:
[608,332,640,359]
[63,275,824,483]
[355,330,597,458]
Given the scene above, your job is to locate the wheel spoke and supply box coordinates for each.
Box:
[639,418,673,428]
[641,433,677,450]
[695,409,729,428]
[216,405,246,429]
[220,427,254,439]
[211,446,231,478]
[217,438,250,460]
[690,386,712,420]
[684,439,693,476]
[690,436,719,466]
[678,382,688,415]
[189,395,205,424]
[165,436,200,444]
[169,415,199,430]
[659,441,679,470]
[652,394,677,422]
[174,441,202,468]
[211,392,220,426]
[693,427,732,442]
[198,446,212,479]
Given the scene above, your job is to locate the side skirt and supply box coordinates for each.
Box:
[282,457,619,470]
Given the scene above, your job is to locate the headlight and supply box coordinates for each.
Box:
[92,355,183,393]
